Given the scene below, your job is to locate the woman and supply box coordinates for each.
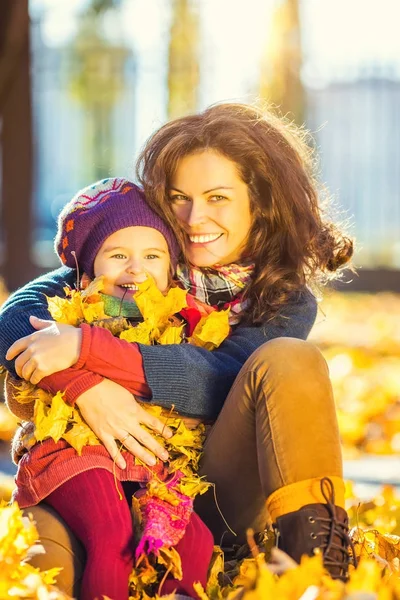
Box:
[1,103,353,594]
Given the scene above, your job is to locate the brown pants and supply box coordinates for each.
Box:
[24,338,342,595]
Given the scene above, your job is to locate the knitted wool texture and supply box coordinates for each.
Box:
[55,177,180,278]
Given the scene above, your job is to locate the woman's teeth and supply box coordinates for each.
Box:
[189,233,222,243]
[120,284,139,290]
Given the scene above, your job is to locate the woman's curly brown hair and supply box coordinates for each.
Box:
[136,102,353,324]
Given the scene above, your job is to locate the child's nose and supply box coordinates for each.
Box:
[127,259,144,274]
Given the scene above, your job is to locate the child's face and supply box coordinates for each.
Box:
[94,226,170,299]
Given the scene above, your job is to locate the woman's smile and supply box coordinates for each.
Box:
[188,233,223,246]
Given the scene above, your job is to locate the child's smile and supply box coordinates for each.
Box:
[93,226,171,299]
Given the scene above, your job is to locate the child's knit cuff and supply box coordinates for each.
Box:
[74,323,92,370]
[63,371,104,405]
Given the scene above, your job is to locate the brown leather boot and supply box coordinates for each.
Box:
[273,477,356,581]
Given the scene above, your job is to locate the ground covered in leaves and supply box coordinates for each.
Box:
[1,290,400,598]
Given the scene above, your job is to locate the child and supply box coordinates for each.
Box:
[8,178,215,600]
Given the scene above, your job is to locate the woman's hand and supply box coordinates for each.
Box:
[6,316,82,384]
[76,379,173,469]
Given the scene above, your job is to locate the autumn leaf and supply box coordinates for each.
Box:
[177,475,211,498]
[80,275,104,298]
[157,546,183,581]
[34,391,73,443]
[206,546,225,599]
[129,554,159,595]
[145,480,181,507]
[62,409,100,455]
[46,292,84,326]
[81,300,107,323]
[158,324,185,345]
[188,309,230,351]
[120,320,154,344]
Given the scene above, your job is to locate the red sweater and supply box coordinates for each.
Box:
[13,324,164,508]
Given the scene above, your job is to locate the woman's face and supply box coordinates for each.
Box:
[169,150,253,267]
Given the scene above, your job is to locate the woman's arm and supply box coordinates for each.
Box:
[77,288,318,419]
[0,266,76,377]
[0,267,317,419]
[140,288,318,418]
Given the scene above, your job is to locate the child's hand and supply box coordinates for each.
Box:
[6,317,82,384]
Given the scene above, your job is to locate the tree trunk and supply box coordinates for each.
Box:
[259,0,304,125]
[0,0,35,290]
[168,0,200,119]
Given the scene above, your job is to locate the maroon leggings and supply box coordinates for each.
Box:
[45,470,214,600]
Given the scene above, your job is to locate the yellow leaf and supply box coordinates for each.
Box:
[134,277,188,337]
[46,292,84,326]
[62,409,100,455]
[206,545,224,599]
[120,321,154,344]
[145,480,180,507]
[129,554,159,591]
[81,300,107,323]
[346,557,384,592]
[80,275,105,298]
[188,310,230,350]
[158,546,183,580]
[34,392,73,443]
[158,324,185,345]
[177,475,211,498]
[192,582,210,600]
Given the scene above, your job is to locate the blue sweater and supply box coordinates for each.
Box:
[0,267,318,419]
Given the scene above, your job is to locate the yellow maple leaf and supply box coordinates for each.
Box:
[206,545,224,599]
[120,321,154,344]
[177,475,211,498]
[146,480,180,506]
[134,278,188,336]
[188,309,230,351]
[157,546,183,581]
[80,275,104,298]
[81,300,107,323]
[346,557,384,593]
[62,409,100,455]
[34,392,73,443]
[129,554,159,591]
[158,324,185,345]
[46,292,84,326]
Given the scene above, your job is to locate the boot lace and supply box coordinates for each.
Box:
[312,477,357,578]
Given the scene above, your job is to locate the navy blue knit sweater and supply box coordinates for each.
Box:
[0,267,317,419]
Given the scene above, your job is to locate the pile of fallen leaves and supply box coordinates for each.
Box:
[5,484,400,599]
[0,502,70,599]
[310,291,400,457]
[2,289,400,598]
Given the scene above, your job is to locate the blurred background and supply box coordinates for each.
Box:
[0,0,400,496]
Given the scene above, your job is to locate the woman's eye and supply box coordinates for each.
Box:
[209,195,227,202]
[170,194,189,204]
[145,254,159,260]
[111,253,126,259]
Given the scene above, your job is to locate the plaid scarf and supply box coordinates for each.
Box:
[176,261,255,325]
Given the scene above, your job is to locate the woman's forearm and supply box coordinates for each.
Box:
[75,289,318,419]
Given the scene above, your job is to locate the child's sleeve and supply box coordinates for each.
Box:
[39,323,151,403]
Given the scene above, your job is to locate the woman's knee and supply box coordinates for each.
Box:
[24,503,85,596]
[246,337,328,379]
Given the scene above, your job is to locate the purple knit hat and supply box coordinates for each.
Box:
[55,178,180,278]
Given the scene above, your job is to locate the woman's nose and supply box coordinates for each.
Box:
[186,199,207,227]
